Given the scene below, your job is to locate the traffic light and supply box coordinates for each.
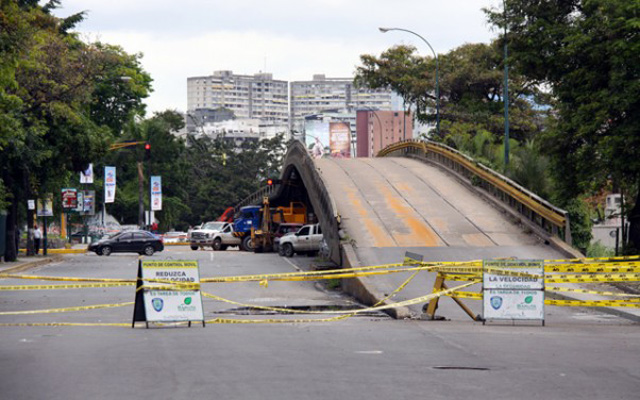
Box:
[266,178,282,186]
[144,143,151,160]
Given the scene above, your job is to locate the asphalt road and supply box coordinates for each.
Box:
[1,247,639,400]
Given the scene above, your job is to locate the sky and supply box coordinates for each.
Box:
[53,0,504,115]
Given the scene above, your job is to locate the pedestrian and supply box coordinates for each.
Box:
[33,224,42,255]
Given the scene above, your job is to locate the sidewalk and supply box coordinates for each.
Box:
[0,243,86,274]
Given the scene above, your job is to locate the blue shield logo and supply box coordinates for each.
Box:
[152,298,164,312]
[490,296,503,310]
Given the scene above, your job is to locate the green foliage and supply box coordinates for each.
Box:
[563,198,593,253]
[586,241,615,258]
[356,42,548,141]
[0,0,153,256]
[485,0,640,250]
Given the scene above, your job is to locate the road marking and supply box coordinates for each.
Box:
[355,351,383,354]
[282,257,302,272]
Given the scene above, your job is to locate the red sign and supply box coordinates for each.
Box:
[61,188,78,209]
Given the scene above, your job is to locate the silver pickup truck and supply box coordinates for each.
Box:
[278,224,323,257]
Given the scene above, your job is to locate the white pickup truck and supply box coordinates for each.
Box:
[189,221,233,250]
[278,224,323,257]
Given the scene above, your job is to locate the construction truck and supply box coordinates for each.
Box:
[232,199,308,252]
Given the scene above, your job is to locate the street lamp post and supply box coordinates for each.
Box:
[502,0,510,166]
[379,27,440,137]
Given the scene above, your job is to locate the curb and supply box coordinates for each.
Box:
[1,255,63,274]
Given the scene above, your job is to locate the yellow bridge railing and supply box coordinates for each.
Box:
[378,139,571,245]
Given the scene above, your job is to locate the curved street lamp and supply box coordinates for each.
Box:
[379,27,440,137]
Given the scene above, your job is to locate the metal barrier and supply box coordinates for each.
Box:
[378,139,572,245]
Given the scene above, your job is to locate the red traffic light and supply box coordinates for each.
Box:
[266,179,274,186]
[144,143,151,150]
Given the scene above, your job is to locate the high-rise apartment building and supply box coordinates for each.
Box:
[290,74,394,131]
[187,71,289,124]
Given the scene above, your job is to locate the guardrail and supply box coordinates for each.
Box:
[281,141,342,264]
[378,139,572,245]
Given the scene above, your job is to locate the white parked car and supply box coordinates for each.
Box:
[278,224,323,257]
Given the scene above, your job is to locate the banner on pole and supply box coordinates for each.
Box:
[80,163,94,184]
[151,176,162,211]
[104,166,116,203]
[37,194,53,217]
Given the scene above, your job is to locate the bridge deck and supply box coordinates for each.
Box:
[316,157,539,249]
[316,157,565,318]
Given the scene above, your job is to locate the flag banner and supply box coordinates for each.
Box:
[80,163,94,184]
[105,166,116,203]
[151,176,162,211]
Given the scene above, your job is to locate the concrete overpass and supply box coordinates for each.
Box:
[271,140,581,319]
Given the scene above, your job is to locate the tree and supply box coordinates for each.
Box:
[355,42,548,142]
[0,1,151,260]
[485,0,640,251]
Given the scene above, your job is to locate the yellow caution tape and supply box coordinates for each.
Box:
[545,273,640,283]
[442,291,483,300]
[545,299,640,308]
[0,282,136,291]
[0,322,130,327]
[0,302,134,316]
[546,286,640,298]
[543,255,640,263]
[0,274,134,283]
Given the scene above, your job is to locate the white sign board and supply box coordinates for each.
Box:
[483,260,544,290]
[483,289,544,320]
[483,260,545,323]
[140,260,204,323]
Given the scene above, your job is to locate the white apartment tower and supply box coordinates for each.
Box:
[187,71,289,124]
[290,74,394,131]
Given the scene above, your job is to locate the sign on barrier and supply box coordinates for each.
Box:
[483,260,545,324]
[132,260,205,328]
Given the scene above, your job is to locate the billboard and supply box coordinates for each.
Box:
[329,122,351,158]
[304,120,329,159]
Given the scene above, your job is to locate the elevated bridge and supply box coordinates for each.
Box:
[269,140,581,318]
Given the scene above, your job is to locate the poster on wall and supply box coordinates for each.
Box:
[104,166,116,203]
[151,176,162,211]
[329,122,351,158]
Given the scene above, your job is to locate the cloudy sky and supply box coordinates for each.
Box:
[54,0,504,114]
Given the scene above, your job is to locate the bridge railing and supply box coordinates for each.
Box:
[378,139,572,245]
[233,185,278,213]
[282,141,342,264]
